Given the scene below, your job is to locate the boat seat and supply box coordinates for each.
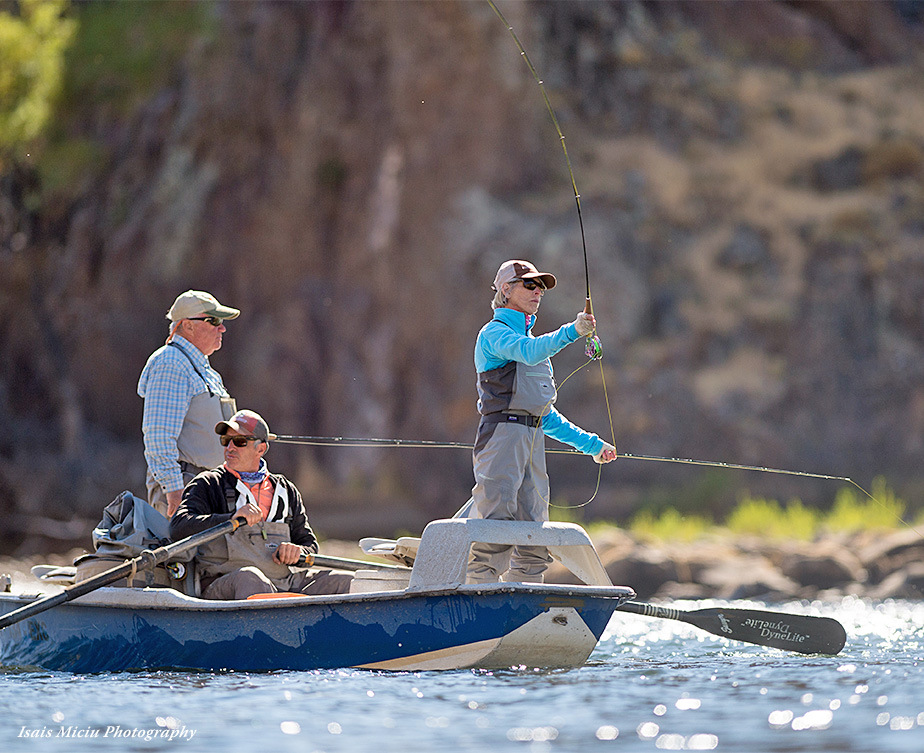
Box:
[31,560,197,593]
[31,565,78,584]
[359,536,421,567]
[407,518,612,590]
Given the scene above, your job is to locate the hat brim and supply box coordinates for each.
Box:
[214,420,275,441]
[521,272,557,290]
[215,420,243,435]
[202,304,240,320]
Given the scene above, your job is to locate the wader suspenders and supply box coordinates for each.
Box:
[224,482,238,514]
[168,341,221,398]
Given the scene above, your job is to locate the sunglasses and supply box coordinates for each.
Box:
[188,316,223,327]
[517,279,546,292]
[220,434,262,447]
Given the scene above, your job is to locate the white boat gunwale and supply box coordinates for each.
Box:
[0,581,635,612]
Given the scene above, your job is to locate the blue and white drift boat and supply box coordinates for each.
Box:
[0,519,634,672]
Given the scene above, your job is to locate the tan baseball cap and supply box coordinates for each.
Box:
[167,290,240,322]
[215,409,276,442]
[492,260,557,291]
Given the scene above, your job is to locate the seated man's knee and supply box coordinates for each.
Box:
[238,566,273,588]
[204,566,276,600]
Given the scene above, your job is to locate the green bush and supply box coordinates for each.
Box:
[824,477,905,533]
[628,507,712,542]
[59,0,213,117]
[0,0,76,153]
[725,494,820,540]
[612,478,911,544]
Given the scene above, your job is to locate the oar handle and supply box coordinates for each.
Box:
[312,554,410,572]
[289,551,411,572]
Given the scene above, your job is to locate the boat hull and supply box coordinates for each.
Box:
[0,584,633,673]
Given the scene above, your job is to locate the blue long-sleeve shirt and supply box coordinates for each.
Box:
[474,307,604,456]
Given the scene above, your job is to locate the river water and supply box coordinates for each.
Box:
[1,597,921,752]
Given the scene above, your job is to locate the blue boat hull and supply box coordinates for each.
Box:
[0,584,632,672]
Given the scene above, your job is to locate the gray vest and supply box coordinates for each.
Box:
[196,478,293,580]
[168,341,237,471]
[477,359,558,418]
[176,392,237,471]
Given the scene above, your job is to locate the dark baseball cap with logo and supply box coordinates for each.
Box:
[215,409,276,442]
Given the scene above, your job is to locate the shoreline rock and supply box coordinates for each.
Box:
[544,527,924,601]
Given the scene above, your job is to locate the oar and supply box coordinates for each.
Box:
[0,517,246,631]
[303,551,846,654]
[618,600,847,655]
[302,553,411,572]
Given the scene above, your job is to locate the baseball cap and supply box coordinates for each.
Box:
[167,290,240,322]
[215,410,276,442]
[492,260,557,291]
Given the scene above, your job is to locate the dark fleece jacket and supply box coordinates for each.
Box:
[169,466,319,553]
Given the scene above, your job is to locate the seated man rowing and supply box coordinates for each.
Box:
[169,409,352,599]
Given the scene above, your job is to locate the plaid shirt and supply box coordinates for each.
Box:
[137,335,230,493]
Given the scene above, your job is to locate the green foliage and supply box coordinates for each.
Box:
[725,494,820,540]
[824,477,905,533]
[618,478,910,543]
[629,507,712,543]
[23,1,213,204]
[637,469,739,520]
[0,0,76,152]
[59,0,214,117]
[549,502,587,525]
[33,135,103,198]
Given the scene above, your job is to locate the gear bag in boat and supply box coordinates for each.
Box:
[74,491,192,589]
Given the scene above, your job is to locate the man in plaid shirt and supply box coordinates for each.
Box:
[138,290,240,517]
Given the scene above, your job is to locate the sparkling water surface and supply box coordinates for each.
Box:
[2,597,922,752]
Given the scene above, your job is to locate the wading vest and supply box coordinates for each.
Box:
[196,477,294,581]
[169,342,237,471]
[477,358,558,418]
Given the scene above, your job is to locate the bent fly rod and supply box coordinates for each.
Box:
[487,0,602,360]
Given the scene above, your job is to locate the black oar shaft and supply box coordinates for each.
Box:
[0,518,245,631]
[309,554,410,572]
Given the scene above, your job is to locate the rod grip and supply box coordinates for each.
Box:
[583,298,592,315]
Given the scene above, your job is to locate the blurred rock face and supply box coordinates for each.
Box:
[1,1,923,551]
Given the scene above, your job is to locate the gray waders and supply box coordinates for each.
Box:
[468,358,557,583]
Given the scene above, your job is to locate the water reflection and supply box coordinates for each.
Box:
[2,597,924,752]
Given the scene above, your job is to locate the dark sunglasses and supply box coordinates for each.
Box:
[220,434,262,447]
[188,316,223,327]
[518,279,546,291]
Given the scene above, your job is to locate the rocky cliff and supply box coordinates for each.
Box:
[1,0,923,553]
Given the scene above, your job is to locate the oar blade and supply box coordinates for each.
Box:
[685,607,846,655]
[619,601,847,655]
